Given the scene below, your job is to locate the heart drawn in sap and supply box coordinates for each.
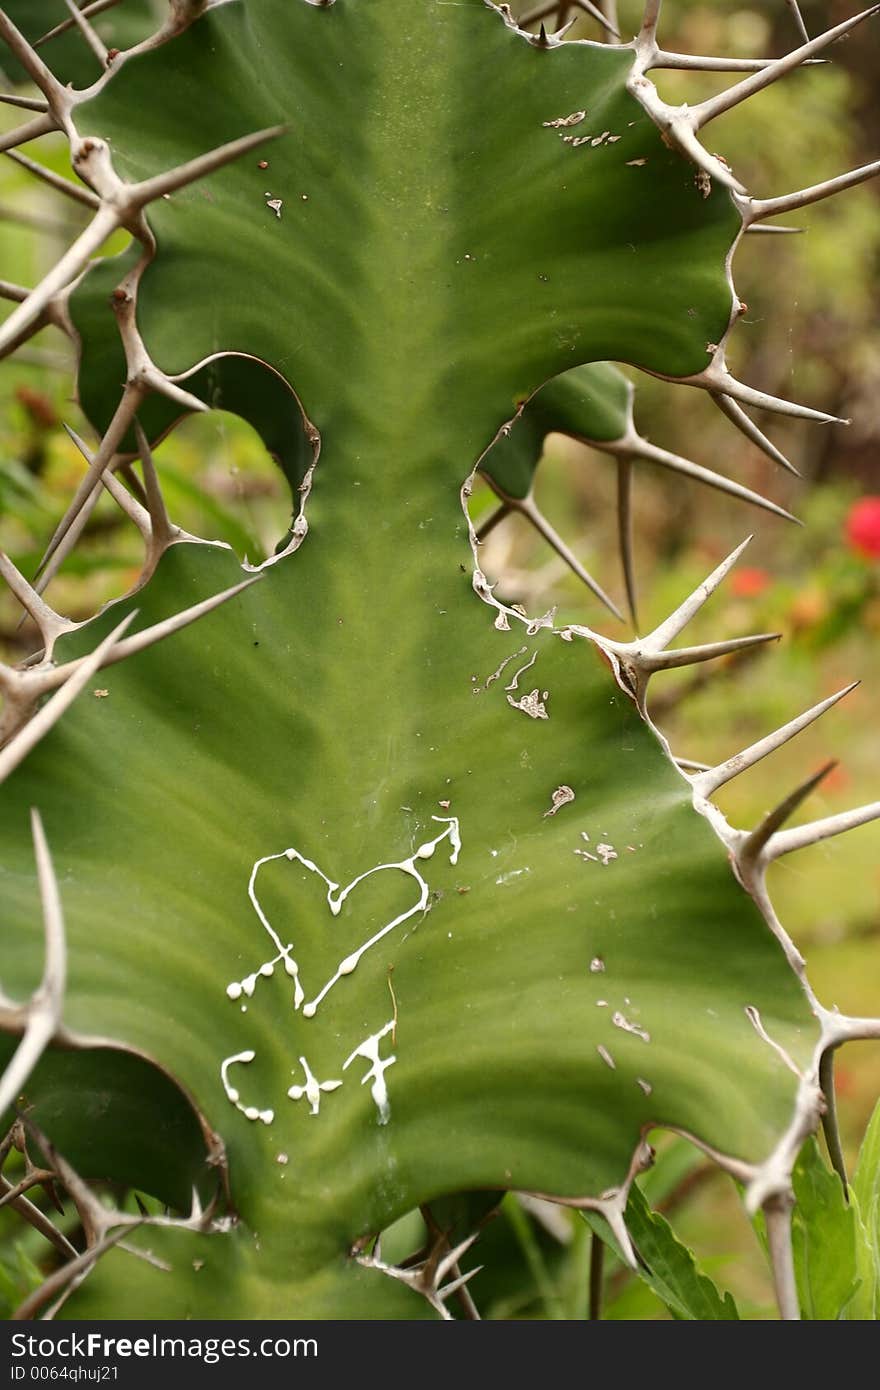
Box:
[226,815,461,1019]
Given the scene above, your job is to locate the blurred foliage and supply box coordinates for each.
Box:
[0,0,878,1318]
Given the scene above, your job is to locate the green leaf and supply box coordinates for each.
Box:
[791,1139,860,1321]
[0,0,824,1318]
[852,1098,880,1318]
[586,1184,740,1320]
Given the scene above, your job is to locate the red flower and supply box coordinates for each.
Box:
[729,567,770,598]
[846,497,880,559]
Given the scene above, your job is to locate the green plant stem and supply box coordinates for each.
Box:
[819,1047,849,1192]
[503,1197,565,1321]
[589,1231,605,1320]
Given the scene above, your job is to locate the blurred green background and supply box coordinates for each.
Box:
[1,0,878,1317]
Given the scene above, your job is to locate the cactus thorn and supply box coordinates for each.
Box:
[0,203,121,359]
[784,0,810,43]
[694,365,847,425]
[764,795,880,863]
[641,537,753,654]
[739,761,838,864]
[0,279,29,304]
[43,577,262,697]
[745,224,805,235]
[3,150,101,211]
[33,0,123,49]
[484,480,624,622]
[0,113,58,156]
[0,612,137,780]
[711,394,801,476]
[0,549,74,657]
[745,159,880,224]
[134,420,177,554]
[0,93,49,113]
[691,7,880,130]
[694,686,857,799]
[650,52,826,74]
[610,427,797,521]
[62,0,109,66]
[616,458,638,628]
[125,124,288,210]
[519,1,620,39]
[638,631,781,674]
[0,811,67,1118]
[38,386,146,577]
[0,10,69,111]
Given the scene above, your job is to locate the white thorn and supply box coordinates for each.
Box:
[692,7,880,129]
[0,811,67,1116]
[740,761,837,862]
[784,0,810,43]
[437,1265,483,1304]
[135,420,177,553]
[0,613,136,783]
[650,50,824,73]
[0,112,57,155]
[125,125,287,210]
[675,756,712,773]
[694,365,847,425]
[0,204,120,358]
[616,458,638,627]
[62,0,109,65]
[622,430,797,520]
[43,578,261,694]
[0,1173,77,1260]
[137,365,208,415]
[4,149,101,210]
[12,1225,133,1322]
[693,684,857,797]
[434,1231,481,1288]
[0,11,68,108]
[639,631,780,673]
[603,1201,638,1270]
[486,482,624,622]
[663,113,747,194]
[63,425,153,544]
[0,549,74,655]
[38,386,144,577]
[641,537,752,652]
[745,160,880,224]
[744,223,805,235]
[31,482,103,601]
[711,394,800,476]
[34,0,124,49]
[765,798,880,862]
[0,92,49,112]
[0,279,29,303]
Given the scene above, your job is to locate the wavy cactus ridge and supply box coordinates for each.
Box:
[0,0,879,1320]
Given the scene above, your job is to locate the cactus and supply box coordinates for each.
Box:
[0,0,879,1321]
